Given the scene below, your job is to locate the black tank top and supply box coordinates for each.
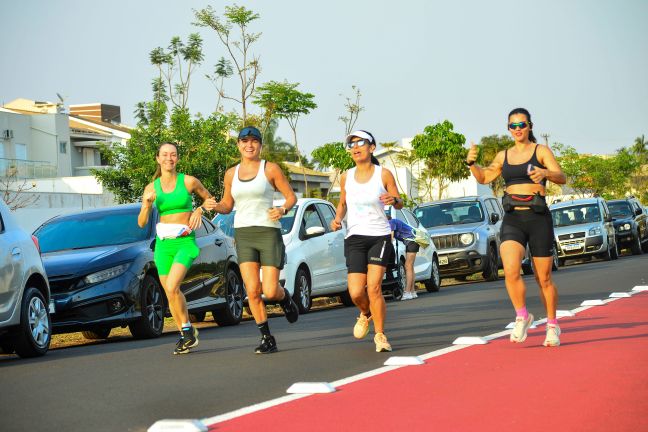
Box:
[502,144,547,187]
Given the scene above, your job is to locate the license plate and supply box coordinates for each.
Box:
[562,243,581,251]
[49,300,56,314]
[439,256,449,265]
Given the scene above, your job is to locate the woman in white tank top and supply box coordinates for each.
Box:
[331,130,404,353]
[203,126,298,354]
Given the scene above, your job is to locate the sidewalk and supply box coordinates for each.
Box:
[206,291,648,432]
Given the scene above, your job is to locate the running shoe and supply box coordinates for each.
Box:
[255,335,278,354]
[280,287,299,323]
[401,292,412,301]
[510,313,534,343]
[374,332,392,352]
[543,324,561,347]
[353,313,372,339]
[411,291,418,299]
[173,326,199,355]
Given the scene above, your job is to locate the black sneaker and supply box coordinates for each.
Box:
[279,288,299,323]
[173,326,199,355]
[254,335,278,354]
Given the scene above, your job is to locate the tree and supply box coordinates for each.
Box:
[206,57,234,113]
[477,134,513,196]
[149,33,204,110]
[1,170,39,211]
[194,4,261,124]
[339,86,364,136]
[254,81,317,196]
[311,141,353,201]
[411,120,470,200]
[630,135,648,202]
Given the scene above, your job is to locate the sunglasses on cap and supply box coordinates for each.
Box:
[238,126,262,142]
[345,139,372,149]
[508,121,531,130]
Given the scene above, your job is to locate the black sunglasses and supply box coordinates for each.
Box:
[508,121,530,130]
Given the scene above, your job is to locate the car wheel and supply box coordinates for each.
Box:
[0,337,16,354]
[552,246,561,270]
[189,312,206,323]
[293,268,312,314]
[482,245,499,281]
[388,260,405,301]
[631,232,643,255]
[558,258,566,267]
[129,274,165,339]
[82,328,112,340]
[339,291,355,307]
[424,257,441,292]
[213,267,244,326]
[12,287,51,358]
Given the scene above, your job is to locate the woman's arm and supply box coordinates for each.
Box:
[533,145,566,185]
[380,168,404,209]
[331,172,347,231]
[186,175,213,230]
[138,183,155,228]
[203,167,236,214]
[266,162,297,222]
[467,145,504,184]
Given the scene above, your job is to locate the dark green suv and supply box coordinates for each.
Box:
[607,197,648,255]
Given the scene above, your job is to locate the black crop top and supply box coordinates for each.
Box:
[502,144,547,187]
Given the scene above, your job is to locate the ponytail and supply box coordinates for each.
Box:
[370,155,380,165]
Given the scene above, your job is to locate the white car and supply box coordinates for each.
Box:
[385,206,441,294]
[0,199,52,357]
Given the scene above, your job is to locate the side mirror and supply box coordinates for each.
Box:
[605,215,612,223]
[490,213,500,224]
[305,226,326,237]
[635,208,642,216]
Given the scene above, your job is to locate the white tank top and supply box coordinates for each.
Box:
[231,160,280,229]
[344,165,391,238]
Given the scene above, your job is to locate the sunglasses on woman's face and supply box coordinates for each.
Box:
[346,139,371,149]
[508,122,529,130]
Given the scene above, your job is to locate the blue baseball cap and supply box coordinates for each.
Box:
[238,126,262,143]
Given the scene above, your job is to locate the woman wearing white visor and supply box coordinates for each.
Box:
[331,130,403,352]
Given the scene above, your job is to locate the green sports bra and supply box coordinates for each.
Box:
[154,173,193,216]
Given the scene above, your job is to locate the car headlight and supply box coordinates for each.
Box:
[84,264,130,285]
[622,223,631,231]
[459,233,474,245]
[588,227,602,236]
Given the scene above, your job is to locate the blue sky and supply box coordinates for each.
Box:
[2,0,647,156]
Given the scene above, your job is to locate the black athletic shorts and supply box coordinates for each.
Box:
[404,240,420,254]
[344,234,395,273]
[500,209,554,257]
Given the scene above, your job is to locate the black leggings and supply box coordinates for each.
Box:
[500,209,554,257]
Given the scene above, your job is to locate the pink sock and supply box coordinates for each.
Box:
[515,307,528,320]
[547,318,558,325]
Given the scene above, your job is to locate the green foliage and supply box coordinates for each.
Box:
[412,120,469,200]
[311,142,353,172]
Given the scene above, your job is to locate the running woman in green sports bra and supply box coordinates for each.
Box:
[138,142,213,355]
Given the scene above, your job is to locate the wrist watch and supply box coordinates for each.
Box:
[280,206,287,215]
[466,160,475,166]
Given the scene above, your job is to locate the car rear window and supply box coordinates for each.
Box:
[34,210,149,253]
[607,202,633,218]
[415,201,483,228]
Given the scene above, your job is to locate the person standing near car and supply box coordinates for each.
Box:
[138,142,213,355]
[466,108,566,347]
[202,126,298,354]
[331,130,403,352]
[386,214,420,300]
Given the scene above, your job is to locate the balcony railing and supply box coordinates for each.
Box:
[0,158,57,179]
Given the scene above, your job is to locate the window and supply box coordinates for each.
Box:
[302,205,325,235]
[15,143,27,160]
[316,203,336,229]
[395,209,407,223]
[59,141,67,154]
[402,208,419,227]
[195,219,210,238]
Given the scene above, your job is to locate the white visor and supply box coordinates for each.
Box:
[345,130,375,145]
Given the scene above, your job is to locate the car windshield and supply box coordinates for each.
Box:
[415,201,484,228]
[551,204,601,227]
[213,206,298,236]
[607,202,633,218]
[34,210,149,253]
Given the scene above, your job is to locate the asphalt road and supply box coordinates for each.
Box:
[2,254,647,432]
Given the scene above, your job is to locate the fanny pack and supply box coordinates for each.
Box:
[502,193,547,214]
[156,223,193,240]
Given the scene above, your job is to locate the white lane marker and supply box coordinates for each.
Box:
[384,356,425,366]
[610,292,632,298]
[557,310,575,317]
[581,299,605,306]
[632,285,648,292]
[452,336,488,345]
[286,382,336,394]
[148,419,207,432]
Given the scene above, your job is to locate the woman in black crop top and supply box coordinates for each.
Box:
[466,108,566,347]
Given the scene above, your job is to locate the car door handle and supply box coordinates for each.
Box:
[12,247,21,256]
[214,239,223,247]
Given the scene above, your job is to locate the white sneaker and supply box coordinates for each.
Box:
[401,292,412,301]
[411,291,418,299]
[510,313,534,343]
[543,324,561,347]
[374,332,392,352]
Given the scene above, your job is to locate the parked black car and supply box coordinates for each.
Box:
[607,197,648,255]
[33,204,244,340]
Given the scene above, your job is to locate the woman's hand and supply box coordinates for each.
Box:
[202,197,218,212]
[330,218,342,232]
[380,193,400,206]
[143,190,156,206]
[189,208,203,230]
[268,207,285,222]
[466,143,479,165]
[529,166,548,184]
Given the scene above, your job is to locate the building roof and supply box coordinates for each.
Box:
[3,98,60,114]
[69,118,112,136]
[69,114,131,134]
[283,161,331,177]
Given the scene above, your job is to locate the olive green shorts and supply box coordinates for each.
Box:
[154,234,199,276]
[234,226,285,269]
